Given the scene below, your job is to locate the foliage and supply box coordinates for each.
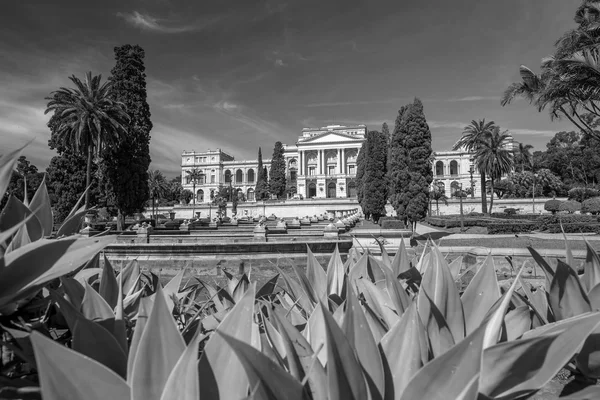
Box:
[355,141,367,206]
[388,99,433,229]
[148,170,169,225]
[504,207,517,215]
[381,122,390,144]
[360,130,388,222]
[429,180,448,216]
[212,186,239,216]
[508,169,563,198]
[559,199,583,214]
[254,148,269,201]
[0,156,44,210]
[545,199,563,215]
[179,189,193,205]
[515,142,534,172]
[269,141,286,199]
[379,218,405,229]
[492,179,514,199]
[582,196,600,214]
[102,44,153,230]
[45,71,129,209]
[487,221,539,234]
[454,119,497,213]
[502,2,600,142]
[569,187,600,202]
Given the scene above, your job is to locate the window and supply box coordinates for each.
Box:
[348,165,355,175]
[290,171,297,181]
[211,175,215,183]
[328,165,335,175]
[309,167,316,176]
[247,169,255,183]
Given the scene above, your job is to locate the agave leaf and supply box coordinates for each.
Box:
[560,385,600,399]
[356,279,400,328]
[576,324,600,378]
[417,287,455,358]
[319,301,368,400]
[0,210,39,248]
[120,260,141,295]
[518,276,548,324]
[380,301,428,398]
[419,245,465,342]
[589,283,600,311]
[306,246,327,303]
[60,277,85,309]
[56,206,88,237]
[131,285,186,400]
[306,301,328,366]
[72,318,128,379]
[0,145,25,201]
[327,245,346,297]
[527,246,555,289]
[399,315,487,400]
[262,315,288,363]
[202,282,256,400]
[461,254,501,334]
[549,260,591,320]
[504,306,532,341]
[480,312,600,399]
[256,273,280,298]
[5,221,32,253]
[583,240,600,293]
[561,228,575,268]
[223,269,240,295]
[99,255,119,309]
[232,273,250,303]
[163,268,185,311]
[383,265,410,318]
[219,332,304,400]
[160,328,205,400]
[49,289,85,332]
[391,239,411,277]
[277,265,314,315]
[127,299,149,381]
[292,262,318,305]
[342,286,385,400]
[362,300,388,342]
[28,175,53,237]
[0,195,43,242]
[378,239,392,270]
[0,236,113,307]
[448,256,463,280]
[271,307,328,400]
[81,282,115,321]
[30,331,130,400]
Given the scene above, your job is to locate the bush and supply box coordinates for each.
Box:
[544,199,562,214]
[568,187,600,202]
[504,208,517,215]
[582,197,600,215]
[487,221,540,234]
[558,200,582,214]
[544,223,600,234]
[380,218,406,229]
[490,213,542,220]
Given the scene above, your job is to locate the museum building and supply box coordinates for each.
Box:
[181,124,514,202]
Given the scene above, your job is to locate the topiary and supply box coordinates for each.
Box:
[568,187,600,202]
[558,200,582,214]
[544,199,562,215]
[504,208,517,215]
[582,197,600,215]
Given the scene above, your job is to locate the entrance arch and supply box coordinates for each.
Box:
[327,182,336,198]
[347,181,357,198]
[196,189,204,203]
[308,183,317,198]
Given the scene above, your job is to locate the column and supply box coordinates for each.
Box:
[300,151,305,176]
[318,150,323,175]
[341,149,346,174]
[337,148,341,174]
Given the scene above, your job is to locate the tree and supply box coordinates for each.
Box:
[360,130,388,222]
[180,189,193,205]
[382,122,390,144]
[185,168,203,214]
[475,127,515,213]
[0,156,44,210]
[355,141,367,208]
[454,119,497,213]
[388,99,433,231]
[255,148,269,200]
[430,180,448,216]
[515,142,534,172]
[45,72,129,209]
[212,186,239,218]
[103,45,153,230]
[148,170,169,226]
[269,141,286,199]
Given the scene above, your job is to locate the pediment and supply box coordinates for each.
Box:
[300,131,363,144]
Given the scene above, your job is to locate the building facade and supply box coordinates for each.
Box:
[181,125,514,203]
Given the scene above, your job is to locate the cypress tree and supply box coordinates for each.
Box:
[355,141,367,214]
[255,148,270,200]
[382,122,390,144]
[103,44,152,229]
[388,99,433,230]
[269,141,286,199]
[361,130,388,222]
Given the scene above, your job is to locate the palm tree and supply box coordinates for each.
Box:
[515,142,534,172]
[45,72,129,208]
[148,170,169,226]
[453,119,497,214]
[430,180,448,216]
[185,168,204,217]
[474,127,515,214]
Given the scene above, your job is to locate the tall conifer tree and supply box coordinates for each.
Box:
[361,130,388,222]
[269,141,287,199]
[255,148,270,200]
[103,44,152,229]
[355,141,367,213]
[382,122,390,144]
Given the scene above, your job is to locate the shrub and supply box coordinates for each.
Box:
[487,221,539,234]
[582,197,600,215]
[504,208,517,215]
[568,187,600,202]
[544,223,600,234]
[380,219,406,229]
[544,199,562,214]
[559,200,582,214]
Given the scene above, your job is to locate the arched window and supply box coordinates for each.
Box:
[435,161,444,176]
[347,181,357,198]
[327,182,337,198]
[451,181,460,197]
[247,188,255,201]
[437,181,446,195]
[224,170,232,183]
[236,169,243,183]
[247,169,255,183]
[308,183,317,198]
[450,160,458,176]
[196,189,204,203]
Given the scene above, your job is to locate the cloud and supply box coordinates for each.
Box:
[304,98,411,108]
[427,121,467,130]
[507,128,556,137]
[445,96,502,102]
[275,59,287,67]
[116,11,214,33]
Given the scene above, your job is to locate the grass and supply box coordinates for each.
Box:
[438,236,600,252]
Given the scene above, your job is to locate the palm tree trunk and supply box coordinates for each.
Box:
[488,178,495,214]
[85,144,92,209]
[152,196,156,227]
[117,209,123,231]
[436,200,440,216]
[480,171,487,214]
[192,182,196,218]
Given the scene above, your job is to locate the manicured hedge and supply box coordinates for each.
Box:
[490,213,542,220]
[538,214,598,230]
[544,223,600,234]
[487,221,540,234]
[582,197,600,215]
[381,219,407,229]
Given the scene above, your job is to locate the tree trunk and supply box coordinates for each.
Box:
[480,171,487,214]
[117,209,123,231]
[488,178,495,214]
[85,144,93,209]
[152,197,156,227]
[436,200,440,216]
[192,182,196,218]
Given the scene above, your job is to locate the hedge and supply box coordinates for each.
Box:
[381,219,407,229]
[487,221,540,234]
[582,197,600,215]
[490,213,542,220]
[538,214,598,230]
[544,223,600,234]
[545,199,562,214]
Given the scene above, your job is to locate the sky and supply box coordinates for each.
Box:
[1,0,581,178]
